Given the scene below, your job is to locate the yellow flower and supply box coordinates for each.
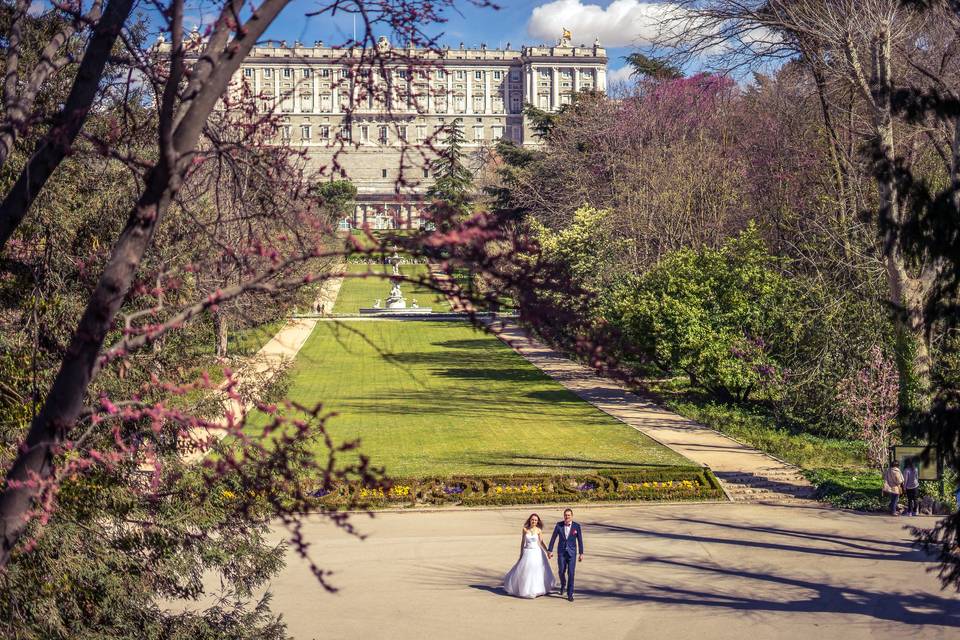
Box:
[222,489,236,499]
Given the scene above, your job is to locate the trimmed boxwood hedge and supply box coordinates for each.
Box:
[312,466,724,510]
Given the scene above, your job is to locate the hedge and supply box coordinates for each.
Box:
[310,466,725,510]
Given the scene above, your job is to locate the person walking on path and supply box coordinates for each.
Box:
[547,508,584,602]
[883,462,905,516]
[902,460,920,516]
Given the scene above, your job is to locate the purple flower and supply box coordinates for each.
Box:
[311,488,331,498]
[576,482,596,492]
[443,485,464,495]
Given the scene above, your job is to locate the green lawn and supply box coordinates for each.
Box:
[333,263,451,313]
[247,320,689,477]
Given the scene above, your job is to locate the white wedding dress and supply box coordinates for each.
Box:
[503,532,555,598]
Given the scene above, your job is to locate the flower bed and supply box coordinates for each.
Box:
[310,466,724,509]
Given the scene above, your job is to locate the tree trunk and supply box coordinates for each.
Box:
[0,0,135,251]
[868,26,933,412]
[214,310,229,358]
[0,0,293,567]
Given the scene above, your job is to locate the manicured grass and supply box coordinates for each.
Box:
[228,318,288,357]
[246,320,690,477]
[333,263,450,313]
[645,377,867,469]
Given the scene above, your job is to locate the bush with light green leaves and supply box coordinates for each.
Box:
[604,224,800,402]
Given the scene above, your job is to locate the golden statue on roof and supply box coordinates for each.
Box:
[562,27,572,42]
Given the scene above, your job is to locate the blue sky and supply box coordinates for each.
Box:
[195,0,670,83]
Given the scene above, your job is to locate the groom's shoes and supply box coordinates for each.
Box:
[557,584,565,595]
[567,594,574,602]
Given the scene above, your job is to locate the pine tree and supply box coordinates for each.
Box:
[425,120,473,227]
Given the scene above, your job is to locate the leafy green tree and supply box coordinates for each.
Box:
[312,179,357,225]
[604,225,799,402]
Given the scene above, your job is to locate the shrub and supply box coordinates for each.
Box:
[604,225,799,402]
[310,468,724,509]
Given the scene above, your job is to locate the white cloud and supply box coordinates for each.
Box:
[606,65,634,84]
[27,1,45,16]
[527,0,683,48]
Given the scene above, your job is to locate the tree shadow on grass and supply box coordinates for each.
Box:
[431,339,499,350]
[479,453,683,470]
[329,388,593,420]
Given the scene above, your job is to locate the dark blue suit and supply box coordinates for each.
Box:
[548,521,584,597]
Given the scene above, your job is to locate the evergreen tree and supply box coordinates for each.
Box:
[425,120,473,227]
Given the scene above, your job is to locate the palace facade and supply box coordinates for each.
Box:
[224,33,608,228]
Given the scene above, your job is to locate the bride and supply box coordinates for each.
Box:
[503,513,556,598]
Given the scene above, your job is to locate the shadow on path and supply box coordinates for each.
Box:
[589,521,927,562]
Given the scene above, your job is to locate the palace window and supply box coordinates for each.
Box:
[378,125,388,144]
[319,125,330,140]
[436,70,445,79]
[398,69,408,79]
[423,168,429,178]
[398,125,407,141]
[381,169,388,178]
[359,125,369,142]
[416,125,426,142]
[475,70,482,79]
[491,126,504,140]
[493,70,502,80]
[301,125,311,139]
[510,70,520,81]
[473,125,484,141]
[283,68,292,78]
[321,68,330,77]
[303,68,311,78]
[264,68,273,78]
[281,125,291,140]
[339,126,352,142]
[243,68,253,77]
[456,70,464,79]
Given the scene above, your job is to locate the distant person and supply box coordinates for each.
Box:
[883,462,905,516]
[903,459,920,517]
[502,513,555,598]
[547,508,584,601]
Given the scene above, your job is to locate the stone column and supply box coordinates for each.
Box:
[254,69,261,96]
[312,71,319,113]
[504,69,510,113]
[466,69,473,114]
[526,65,533,105]
[273,71,280,113]
[331,75,338,113]
[598,67,606,93]
[446,71,453,113]
[573,67,579,94]
[551,67,559,110]
[483,69,490,113]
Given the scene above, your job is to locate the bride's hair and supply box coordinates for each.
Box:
[524,513,542,530]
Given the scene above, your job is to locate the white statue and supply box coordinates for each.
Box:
[374,298,382,309]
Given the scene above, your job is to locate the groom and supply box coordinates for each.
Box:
[547,508,584,601]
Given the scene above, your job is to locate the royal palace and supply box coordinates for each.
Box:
[217,32,607,228]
